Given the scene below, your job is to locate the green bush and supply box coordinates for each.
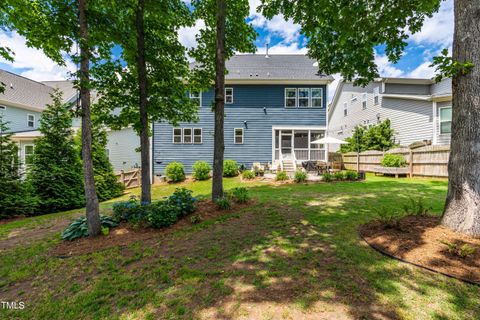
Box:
[112,198,145,223]
[62,215,119,241]
[231,187,250,203]
[216,197,232,210]
[166,187,196,217]
[294,170,307,183]
[223,160,239,177]
[276,171,289,181]
[402,197,432,216]
[375,206,403,229]
[322,172,333,182]
[146,202,179,228]
[333,171,344,180]
[192,161,211,181]
[381,154,407,168]
[345,171,359,180]
[242,170,255,180]
[165,161,186,182]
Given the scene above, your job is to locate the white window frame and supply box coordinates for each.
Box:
[298,88,310,107]
[172,128,183,144]
[343,102,348,117]
[285,88,297,108]
[234,128,244,144]
[183,128,193,144]
[362,93,367,110]
[439,106,452,135]
[189,91,202,107]
[193,128,203,144]
[311,88,323,108]
[27,114,35,128]
[225,87,233,104]
[23,144,34,166]
[373,87,380,105]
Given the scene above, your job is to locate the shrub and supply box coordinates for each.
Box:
[62,215,119,241]
[190,214,202,224]
[112,199,145,223]
[166,187,196,217]
[242,170,255,180]
[402,197,432,216]
[165,161,186,182]
[223,160,238,177]
[237,163,247,173]
[146,202,179,228]
[345,171,359,181]
[375,207,403,229]
[192,161,211,181]
[294,170,307,183]
[441,241,476,258]
[231,187,250,203]
[216,197,232,210]
[381,154,407,168]
[276,171,289,181]
[333,171,345,181]
[322,172,333,182]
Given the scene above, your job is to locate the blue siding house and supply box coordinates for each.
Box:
[153,54,334,176]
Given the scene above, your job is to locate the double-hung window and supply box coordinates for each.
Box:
[225,88,233,104]
[189,91,201,107]
[24,145,34,166]
[362,93,367,109]
[439,107,452,134]
[183,128,193,144]
[173,128,203,144]
[343,102,348,117]
[27,114,35,128]
[285,88,297,108]
[311,88,323,107]
[373,87,380,105]
[193,128,202,144]
[234,128,244,144]
[298,88,310,107]
[173,128,183,144]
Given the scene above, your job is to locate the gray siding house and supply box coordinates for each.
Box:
[328,77,452,150]
[153,54,333,176]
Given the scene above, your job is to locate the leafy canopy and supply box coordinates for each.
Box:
[340,119,397,153]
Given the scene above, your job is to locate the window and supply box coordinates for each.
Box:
[310,131,325,149]
[225,88,233,104]
[439,106,452,134]
[285,88,297,108]
[189,91,201,107]
[373,87,380,105]
[343,102,348,117]
[173,128,182,144]
[350,94,357,105]
[311,88,323,108]
[298,88,310,107]
[27,114,35,128]
[362,93,367,109]
[193,128,202,144]
[24,145,34,166]
[234,128,244,144]
[183,128,193,144]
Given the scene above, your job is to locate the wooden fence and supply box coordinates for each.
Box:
[341,145,450,178]
[116,168,141,189]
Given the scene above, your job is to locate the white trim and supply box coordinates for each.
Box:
[225,87,233,104]
[272,125,326,130]
[311,88,323,108]
[298,88,310,107]
[193,128,203,144]
[27,114,35,128]
[438,105,452,135]
[172,127,182,144]
[23,144,34,165]
[432,101,437,144]
[285,88,297,108]
[234,128,244,144]
[225,79,333,85]
[373,87,380,105]
[189,91,202,107]
[381,93,431,101]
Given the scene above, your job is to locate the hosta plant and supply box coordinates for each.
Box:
[62,215,118,241]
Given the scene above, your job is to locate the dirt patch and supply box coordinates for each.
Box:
[50,199,254,257]
[360,215,480,285]
[0,215,27,225]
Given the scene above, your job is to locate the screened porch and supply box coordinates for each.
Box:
[273,129,326,162]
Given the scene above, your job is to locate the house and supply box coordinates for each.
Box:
[328,77,452,150]
[153,54,334,177]
[0,69,140,171]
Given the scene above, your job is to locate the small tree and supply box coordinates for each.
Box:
[340,119,396,153]
[28,90,85,214]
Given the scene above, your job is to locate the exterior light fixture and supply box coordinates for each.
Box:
[244,121,248,129]
[263,107,267,114]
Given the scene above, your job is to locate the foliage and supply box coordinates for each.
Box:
[345,171,359,181]
[381,154,407,168]
[61,215,119,241]
[322,172,333,182]
[237,163,247,173]
[165,162,186,182]
[223,160,239,177]
[333,171,345,181]
[190,213,202,224]
[230,187,250,203]
[402,197,432,216]
[431,49,474,83]
[192,161,211,181]
[441,241,476,259]
[27,90,85,214]
[341,120,397,153]
[166,188,196,217]
[242,170,256,180]
[294,170,307,183]
[215,197,232,210]
[276,171,289,181]
[375,207,403,230]
[112,198,145,224]
[146,202,179,229]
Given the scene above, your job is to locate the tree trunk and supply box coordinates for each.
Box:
[441,1,480,237]
[135,0,151,204]
[211,0,226,201]
[78,0,101,237]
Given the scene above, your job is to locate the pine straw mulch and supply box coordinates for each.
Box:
[50,199,254,258]
[359,215,480,285]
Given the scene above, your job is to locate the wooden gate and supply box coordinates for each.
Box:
[116,168,141,189]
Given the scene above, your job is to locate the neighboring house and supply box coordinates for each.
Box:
[0,69,140,172]
[153,54,333,176]
[328,77,452,150]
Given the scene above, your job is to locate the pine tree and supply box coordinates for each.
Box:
[28,90,85,214]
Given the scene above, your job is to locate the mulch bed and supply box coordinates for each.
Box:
[50,199,254,257]
[360,215,480,285]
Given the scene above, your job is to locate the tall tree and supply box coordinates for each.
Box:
[260,0,480,236]
[190,0,256,200]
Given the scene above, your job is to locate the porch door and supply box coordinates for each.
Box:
[281,131,293,159]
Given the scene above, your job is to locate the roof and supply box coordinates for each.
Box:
[42,80,77,102]
[192,54,334,83]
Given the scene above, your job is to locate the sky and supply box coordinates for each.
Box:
[0,0,453,100]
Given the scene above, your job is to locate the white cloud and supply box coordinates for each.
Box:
[375,53,404,77]
[178,19,205,50]
[409,0,453,47]
[0,31,76,81]
[407,61,435,78]
[256,42,307,55]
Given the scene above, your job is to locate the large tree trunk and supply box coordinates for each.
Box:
[135,0,151,204]
[79,0,101,236]
[441,1,480,237]
[211,0,226,201]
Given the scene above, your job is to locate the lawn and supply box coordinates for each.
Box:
[1,175,479,319]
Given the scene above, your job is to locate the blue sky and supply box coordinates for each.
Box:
[1,0,453,99]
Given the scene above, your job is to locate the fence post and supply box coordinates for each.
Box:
[120,170,125,185]
[409,150,413,178]
[356,152,360,172]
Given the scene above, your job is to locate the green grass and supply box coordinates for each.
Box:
[1,175,479,319]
